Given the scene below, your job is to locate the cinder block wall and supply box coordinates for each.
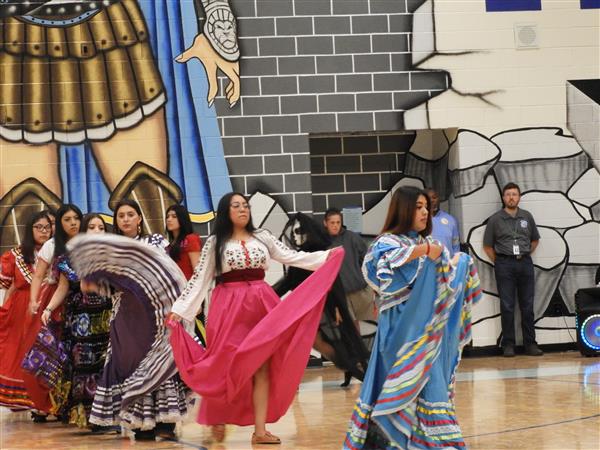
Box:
[309,132,416,219]
[216,0,449,213]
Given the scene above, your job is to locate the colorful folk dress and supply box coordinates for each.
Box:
[0,247,39,410]
[67,233,189,431]
[168,230,344,426]
[52,255,112,427]
[344,232,482,450]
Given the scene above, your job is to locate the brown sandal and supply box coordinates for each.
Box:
[251,431,281,445]
[211,424,226,442]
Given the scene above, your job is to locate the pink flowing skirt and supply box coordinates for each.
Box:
[168,248,344,426]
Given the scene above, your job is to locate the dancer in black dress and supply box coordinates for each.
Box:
[274,213,370,386]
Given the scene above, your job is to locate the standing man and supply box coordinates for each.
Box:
[483,183,543,357]
[323,208,375,323]
[426,189,461,256]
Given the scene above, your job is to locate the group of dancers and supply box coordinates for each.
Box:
[0,187,481,448]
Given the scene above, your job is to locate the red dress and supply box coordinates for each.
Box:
[170,234,202,280]
[0,247,52,411]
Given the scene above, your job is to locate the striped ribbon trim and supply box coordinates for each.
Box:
[345,253,482,449]
[13,247,34,284]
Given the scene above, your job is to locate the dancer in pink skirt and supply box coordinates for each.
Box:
[168,192,344,445]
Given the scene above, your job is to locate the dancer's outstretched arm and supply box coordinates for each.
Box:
[171,236,216,322]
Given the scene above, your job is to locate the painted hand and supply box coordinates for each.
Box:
[175,34,240,108]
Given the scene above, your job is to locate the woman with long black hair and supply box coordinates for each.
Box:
[165,204,205,341]
[343,187,481,449]
[165,204,202,280]
[22,204,82,419]
[74,199,188,441]
[167,192,344,445]
[39,213,113,430]
[112,199,168,249]
[0,211,52,412]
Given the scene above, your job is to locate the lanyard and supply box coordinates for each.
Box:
[512,218,520,241]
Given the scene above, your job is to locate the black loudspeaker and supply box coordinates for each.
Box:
[575,287,600,357]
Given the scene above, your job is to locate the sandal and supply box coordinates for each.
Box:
[251,431,281,444]
[211,424,226,442]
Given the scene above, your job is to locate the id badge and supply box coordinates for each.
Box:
[513,244,520,255]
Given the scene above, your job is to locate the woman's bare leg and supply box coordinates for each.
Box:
[0,139,61,197]
[90,109,167,190]
[313,331,336,362]
[253,362,270,436]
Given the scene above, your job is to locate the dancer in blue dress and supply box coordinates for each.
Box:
[344,187,481,450]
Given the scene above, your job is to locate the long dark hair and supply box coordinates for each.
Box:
[213,192,256,275]
[113,199,144,237]
[54,204,83,258]
[82,213,107,232]
[381,186,432,237]
[22,211,52,265]
[165,204,194,261]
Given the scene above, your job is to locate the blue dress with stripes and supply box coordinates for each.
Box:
[344,232,482,450]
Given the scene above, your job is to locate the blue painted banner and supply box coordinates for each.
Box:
[580,0,600,8]
[486,0,541,12]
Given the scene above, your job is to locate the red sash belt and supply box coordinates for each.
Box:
[217,268,265,284]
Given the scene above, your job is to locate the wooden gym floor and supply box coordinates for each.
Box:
[1,352,599,449]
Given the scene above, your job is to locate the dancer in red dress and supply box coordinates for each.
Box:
[0,211,53,412]
[166,204,202,280]
[165,204,205,341]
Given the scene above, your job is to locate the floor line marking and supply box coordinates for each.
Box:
[523,376,600,386]
[161,437,208,449]
[465,413,600,438]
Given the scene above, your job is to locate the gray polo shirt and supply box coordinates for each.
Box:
[483,208,540,256]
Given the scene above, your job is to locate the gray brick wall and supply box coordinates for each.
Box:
[310,132,416,221]
[215,0,450,214]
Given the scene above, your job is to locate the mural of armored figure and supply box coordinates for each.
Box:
[0,0,240,253]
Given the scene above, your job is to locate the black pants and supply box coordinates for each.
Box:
[494,255,536,347]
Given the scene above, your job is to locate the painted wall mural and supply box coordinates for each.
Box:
[0,0,236,253]
[0,0,598,348]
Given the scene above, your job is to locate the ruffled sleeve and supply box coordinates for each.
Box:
[171,236,216,322]
[362,234,424,295]
[37,238,54,264]
[0,249,16,289]
[55,255,79,282]
[257,230,329,271]
[184,234,202,252]
[141,233,169,251]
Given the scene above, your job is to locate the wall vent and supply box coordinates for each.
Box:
[514,23,539,49]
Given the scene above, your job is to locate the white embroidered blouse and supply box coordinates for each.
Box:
[171,229,330,322]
